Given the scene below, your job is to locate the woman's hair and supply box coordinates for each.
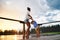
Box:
[27,7,31,11]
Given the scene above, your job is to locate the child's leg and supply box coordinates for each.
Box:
[26,22,31,39]
[35,26,40,37]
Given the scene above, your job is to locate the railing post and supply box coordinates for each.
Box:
[23,23,25,40]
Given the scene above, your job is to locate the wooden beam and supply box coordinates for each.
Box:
[38,21,60,25]
[0,17,25,23]
[0,17,25,39]
[23,23,25,40]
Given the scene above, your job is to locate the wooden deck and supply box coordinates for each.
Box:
[20,34,60,40]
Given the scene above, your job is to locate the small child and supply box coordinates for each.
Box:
[31,21,40,37]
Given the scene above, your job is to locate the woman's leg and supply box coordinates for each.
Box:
[26,22,30,39]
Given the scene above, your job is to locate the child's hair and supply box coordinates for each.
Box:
[27,7,31,11]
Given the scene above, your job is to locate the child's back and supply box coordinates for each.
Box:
[31,21,38,28]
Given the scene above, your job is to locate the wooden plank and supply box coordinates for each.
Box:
[0,17,25,23]
[0,17,25,40]
[38,21,60,25]
[23,23,25,40]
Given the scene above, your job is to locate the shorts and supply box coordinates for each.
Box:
[24,19,29,23]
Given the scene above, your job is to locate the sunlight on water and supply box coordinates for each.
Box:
[14,35,17,40]
[0,35,23,40]
[1,35,4,38]
[0,35,60,40]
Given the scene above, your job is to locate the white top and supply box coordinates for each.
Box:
[24,11,31,22]
[25,13,30,19]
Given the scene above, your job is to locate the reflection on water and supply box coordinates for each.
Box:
[0,35,23,40]
[0,35,60,40]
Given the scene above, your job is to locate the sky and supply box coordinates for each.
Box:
[0,0,60,31]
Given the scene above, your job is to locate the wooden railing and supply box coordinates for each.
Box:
[38,21,60,25]
[0,17,25,40]
[0,17,60,40]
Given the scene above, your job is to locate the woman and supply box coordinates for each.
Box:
[24,7,32,39]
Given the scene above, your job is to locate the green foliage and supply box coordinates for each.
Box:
[31,24,60,33]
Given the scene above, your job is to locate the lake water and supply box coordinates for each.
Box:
[0,35,60,40]
[0,35,23,40]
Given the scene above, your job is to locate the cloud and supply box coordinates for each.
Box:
[46,10,60,21]
[46,13,56,17]
[52,12,60,21]
[26,0,60,26]
[46,0,60,10]
[0,0,27,20]
[42,22,60,27]
[26,0,50,16]
[35,16,48,24]
[26,0,60,25]
[1,0,60,27]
